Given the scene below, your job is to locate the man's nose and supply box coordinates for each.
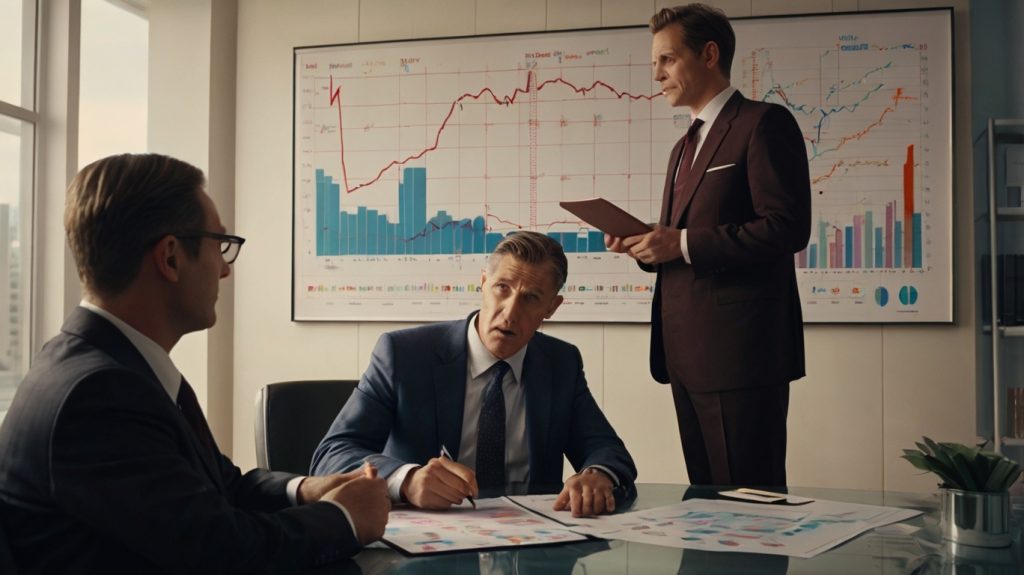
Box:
[220,259,231,279]
[501,296,521,322]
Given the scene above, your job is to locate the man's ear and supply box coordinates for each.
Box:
[151,235,181,282]
[703,41,720,70]
[545,294,564,319]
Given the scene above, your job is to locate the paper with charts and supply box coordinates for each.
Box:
[383,497,587,555]
[509,494,920,559]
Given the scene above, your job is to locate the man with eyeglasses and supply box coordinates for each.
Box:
[0,153,389,573]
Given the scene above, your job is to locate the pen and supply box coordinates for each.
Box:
[439,444,476,509]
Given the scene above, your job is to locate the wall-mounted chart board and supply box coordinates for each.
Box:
[293,8,953,323]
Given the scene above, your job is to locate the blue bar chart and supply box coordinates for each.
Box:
[316,167,608,256]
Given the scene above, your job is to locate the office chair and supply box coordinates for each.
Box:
[254,380,358,475]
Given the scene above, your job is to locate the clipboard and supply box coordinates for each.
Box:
[559,198,652,238]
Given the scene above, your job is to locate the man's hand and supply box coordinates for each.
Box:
[623,224,683,265]
[296,468,367,505]
[323,463,390,545]
[604,233,630,254]
[400,457,478,509]
[553,467,616,517]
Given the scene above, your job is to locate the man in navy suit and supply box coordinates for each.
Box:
[312,231,637,516]
[607,4,811,487]
[0,154,390,573]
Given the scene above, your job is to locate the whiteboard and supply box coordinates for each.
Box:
[292,8,953,323]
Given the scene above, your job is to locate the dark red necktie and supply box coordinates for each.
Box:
[177,377,220,460]
[670,118,704,225]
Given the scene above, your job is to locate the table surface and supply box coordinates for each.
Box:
[324,484,1024,575]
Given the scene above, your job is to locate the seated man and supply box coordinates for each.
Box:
[312,231,637,516]
[0,153,389,574]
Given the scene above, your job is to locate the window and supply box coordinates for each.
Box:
[0,0,36,420]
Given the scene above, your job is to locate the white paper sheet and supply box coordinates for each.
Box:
[383,497,587,555]
[508,495,921,559]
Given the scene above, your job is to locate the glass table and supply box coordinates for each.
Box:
[322,484,1023,574]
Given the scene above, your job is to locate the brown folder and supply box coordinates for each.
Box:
[559,198,652,238]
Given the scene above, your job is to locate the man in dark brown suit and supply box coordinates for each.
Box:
[607,4,811,487]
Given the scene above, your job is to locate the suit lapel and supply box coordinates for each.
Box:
[177,377,227,491]
[63,307,226,490]
[672,92,742,227]
[434,317,470,459]
[521,342,552,482]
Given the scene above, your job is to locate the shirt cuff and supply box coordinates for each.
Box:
[321,499,359,542]
[286,476,305,506]
[680,228,691,263]
[387,463,420,502]
[585,465,620,486]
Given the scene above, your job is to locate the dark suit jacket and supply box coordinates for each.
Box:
[648,91,811,392]
[310,314,637,502]
[0,308,359,574]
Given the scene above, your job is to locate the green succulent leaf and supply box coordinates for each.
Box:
[903,436,1020,492]
[948,452,978,491]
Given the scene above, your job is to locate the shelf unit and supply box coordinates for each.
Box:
[986,118,1024,453]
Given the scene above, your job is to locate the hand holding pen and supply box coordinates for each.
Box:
[440,444,476,509]
[397,444,479,510]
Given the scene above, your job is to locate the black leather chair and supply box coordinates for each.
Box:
[254,380,358,475]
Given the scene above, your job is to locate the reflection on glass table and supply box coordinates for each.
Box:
[314,484,1023,575]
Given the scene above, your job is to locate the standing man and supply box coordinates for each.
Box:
[0,154,389,573]
[607,4,811,487]
[312,231,637,517]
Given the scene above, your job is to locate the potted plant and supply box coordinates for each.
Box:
[902,436,1021,547]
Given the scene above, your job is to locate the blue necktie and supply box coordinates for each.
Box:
[476,361,510,491]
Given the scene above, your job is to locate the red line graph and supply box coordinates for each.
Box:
[329,71,657,194]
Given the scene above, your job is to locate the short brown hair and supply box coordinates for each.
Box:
[487,231,568,291]
[65,153,207,297]
[650,4,735,79]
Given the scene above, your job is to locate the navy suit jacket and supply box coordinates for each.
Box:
[311,314,637,502]
[0,308,359,574]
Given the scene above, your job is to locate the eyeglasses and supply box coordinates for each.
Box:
[176,231,246,264]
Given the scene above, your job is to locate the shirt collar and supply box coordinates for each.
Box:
[79,300,182,401]
[694,85,737,128]
[467,312,526,383]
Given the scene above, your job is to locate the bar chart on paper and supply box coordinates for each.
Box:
[294,10,952,322]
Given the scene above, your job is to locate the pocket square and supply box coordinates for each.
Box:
[705,163,735,173]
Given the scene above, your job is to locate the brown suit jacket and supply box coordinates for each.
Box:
[647,91,811,393]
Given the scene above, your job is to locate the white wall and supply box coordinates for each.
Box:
[148,0,238,447]
[227,0,975,492]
